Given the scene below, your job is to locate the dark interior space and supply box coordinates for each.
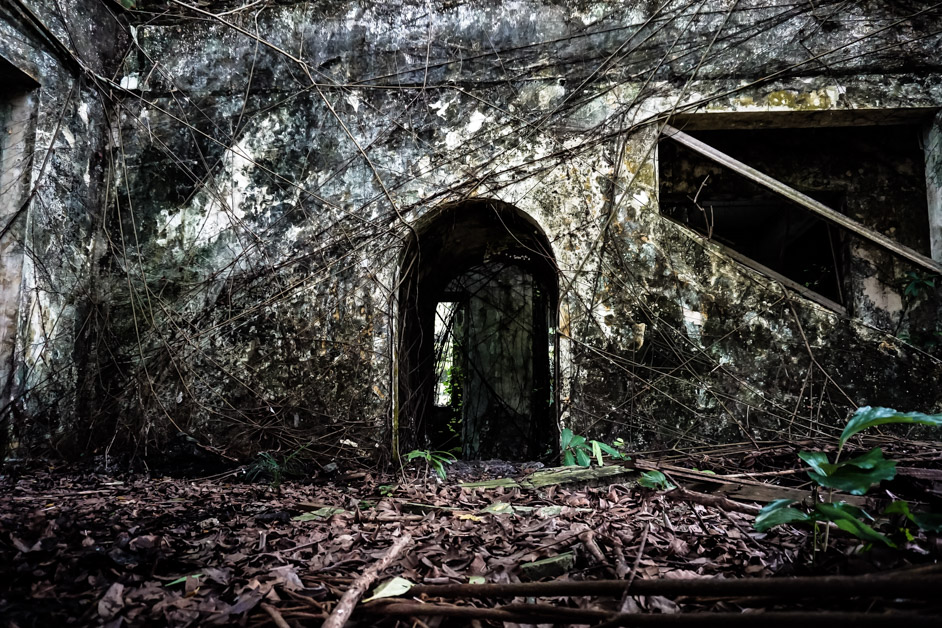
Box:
[659,123,931,306]
[397,200,558,461]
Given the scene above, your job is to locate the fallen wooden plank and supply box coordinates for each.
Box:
[406,569,942,599]
[461,459,873,507]
[460,464,634,490]
[635,460,871,507]
[662,124,942,275]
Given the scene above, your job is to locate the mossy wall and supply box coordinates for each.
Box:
[4,0,942,463]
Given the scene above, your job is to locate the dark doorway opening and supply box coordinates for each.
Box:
[397,200,558,461]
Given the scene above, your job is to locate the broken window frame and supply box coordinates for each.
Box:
[659,122,942,314]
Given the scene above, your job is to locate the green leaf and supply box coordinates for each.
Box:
[806,448,896,495]
[591,441,603,467]
[293,507,346,522]
[638,470,675,491]
[840,447,893,470]
[570,434,587,448]
[754,499,811,532]
[405,450,428,462]
[798,450,835,476]
[165,574,201,587]
[560,428,574,450]
[885,500,942,533]
[481,501,514,515]
[575,448,592,467]
[594,441,625,459]
[469,575,485,584]
[563,450,576,466]
[840,407,942,449]
[912,512,942,533]
[363,576,414,602]
[813,502,896,547]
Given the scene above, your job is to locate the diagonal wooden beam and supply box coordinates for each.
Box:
[662,124,942,275]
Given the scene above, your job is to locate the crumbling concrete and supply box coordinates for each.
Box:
[2,1,941,462]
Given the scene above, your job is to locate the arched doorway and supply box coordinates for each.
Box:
[396,200,558,461]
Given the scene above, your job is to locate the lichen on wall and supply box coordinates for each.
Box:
[5,0,942,464]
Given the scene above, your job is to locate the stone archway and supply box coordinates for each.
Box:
[396,200,558,461]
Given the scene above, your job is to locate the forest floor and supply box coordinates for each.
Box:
[1,438,941,627]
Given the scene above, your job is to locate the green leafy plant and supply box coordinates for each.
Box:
[638,470,676,490]
[405,449,456,480]
[902,271,937,298]
[244,444,309,489]
[560,428,629,467]
[754,406,942,549]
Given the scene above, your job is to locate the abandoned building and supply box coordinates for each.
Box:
[1,0,941,467]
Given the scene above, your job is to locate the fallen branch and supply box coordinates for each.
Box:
[406,572,942,600]
[260,602,291,628]
[579,530,610,567]
[664,485,761,515]
[362,601,939,626]
[322,533,413,628]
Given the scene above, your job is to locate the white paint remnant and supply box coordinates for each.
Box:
[345,92,361,112]
[119,74,140,90]
[682,308,704,341]
[60,127,75,147]
[466,110,488,134]
[862,275,903,313]
[430,98,453,119]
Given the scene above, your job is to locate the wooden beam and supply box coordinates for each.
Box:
[662,125,942,275]
[664,216,847,314]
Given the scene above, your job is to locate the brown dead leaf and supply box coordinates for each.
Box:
[98,582,125,620]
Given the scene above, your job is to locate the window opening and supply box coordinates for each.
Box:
[660,122,942,311]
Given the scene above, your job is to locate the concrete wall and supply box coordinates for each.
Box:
[0,0,123,455]
[4,0,942,462]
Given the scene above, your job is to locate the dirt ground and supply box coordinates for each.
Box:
[1,440,940,627]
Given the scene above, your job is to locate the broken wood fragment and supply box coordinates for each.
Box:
[461,464,634,490]
[260,602,291,628]
[635,460,872,507]
[519,552,575,580]
[664,485,761,515]
[322,533,413,628]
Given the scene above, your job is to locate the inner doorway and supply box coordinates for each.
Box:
[397,200,558,461]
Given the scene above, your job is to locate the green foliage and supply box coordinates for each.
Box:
[405,449,456,480]
[638,470,675,490]
[244,444,309,488]
[119,0,137,9]
[754,499,812,530]
[838,406,942,450]
[754,499,894,547]
[753,406,942,549]
[902,271,937,298]
[884,501,942,533]
[560,428,629,467]
[798,447,897,495]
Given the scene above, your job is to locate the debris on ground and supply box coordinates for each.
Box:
[1,438,940,626]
